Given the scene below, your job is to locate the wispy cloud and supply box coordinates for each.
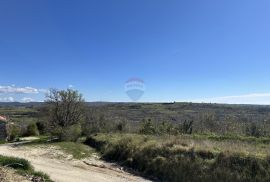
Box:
[68,84,74,88]
[193,93,270,105]
[0,97,14,102]
[21,97,35,103]
[38,89,49,94]
[0,85,47,94]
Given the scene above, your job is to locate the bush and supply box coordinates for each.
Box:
[115,120,127,132]
[0,155,52,181]
[25,123,39,136]
[139,119,156,135]
[157,121,174,135]
[36,121,48,134]
[246,123,263,137]
[0,155,32,171]
[182,120,193,134]
[7,124,21,141]
[56,124,82,142]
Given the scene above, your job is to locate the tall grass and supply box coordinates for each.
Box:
[86,134,270,182]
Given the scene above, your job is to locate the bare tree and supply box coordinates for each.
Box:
[46,89,86,141]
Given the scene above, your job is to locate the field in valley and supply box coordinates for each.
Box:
[0,102,270,182]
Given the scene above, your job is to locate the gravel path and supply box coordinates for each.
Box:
[0,143,151,182]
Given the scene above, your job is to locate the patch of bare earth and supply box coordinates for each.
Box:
[0,167,30,182]
[0,144,152,182]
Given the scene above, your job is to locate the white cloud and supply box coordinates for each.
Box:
[192,93,270,105]
[68,85,74,88]
[0,97,14,102]
[0,85,38,94]
[21,97,35,103]
[38,89,49,94]
[0,85,47,94]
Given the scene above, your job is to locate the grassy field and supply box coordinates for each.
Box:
[87,133,270,182]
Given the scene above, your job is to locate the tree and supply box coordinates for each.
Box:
[46,89,86,141]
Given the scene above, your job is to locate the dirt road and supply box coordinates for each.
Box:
[0,143,152,182]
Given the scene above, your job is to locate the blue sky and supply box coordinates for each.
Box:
[1,0,270,104]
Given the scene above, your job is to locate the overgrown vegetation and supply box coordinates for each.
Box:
[86,133,270,182]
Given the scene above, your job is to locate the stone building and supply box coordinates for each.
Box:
[0,116,7,141]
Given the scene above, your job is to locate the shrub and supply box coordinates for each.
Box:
[115,120,127,132]
[246,123,263,137]
[25,123,39,136]
[58,124,82,142]
[0,155,32,171]
[139,118,156,135]
[0,155,52,181]
[182,120,193,134]
[158,121,174,135]
[7,124,21,141]
[36,121,47,134]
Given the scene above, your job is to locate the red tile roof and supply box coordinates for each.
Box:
[0,116,7,122]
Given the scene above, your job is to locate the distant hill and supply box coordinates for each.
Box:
[1,101,270,135]
[0,102,44,107]
[1,102,270,124]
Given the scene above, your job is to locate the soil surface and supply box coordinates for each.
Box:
[0,143,151,182]
[0,167,30,182]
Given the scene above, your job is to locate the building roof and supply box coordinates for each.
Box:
[0,116,7,122]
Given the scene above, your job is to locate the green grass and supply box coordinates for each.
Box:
[21,136,96,160]
[193,133,270,144]
[52,141,96,159]
[86,133,270,182]
[0,155,52,182]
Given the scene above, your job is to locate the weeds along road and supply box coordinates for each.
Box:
[0,142,152,182]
